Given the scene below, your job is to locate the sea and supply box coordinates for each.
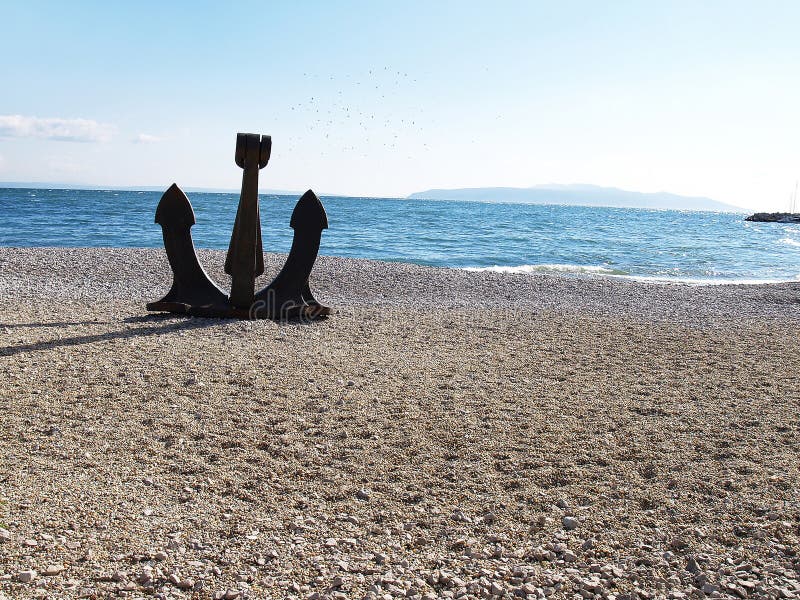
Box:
[2,187,800,285]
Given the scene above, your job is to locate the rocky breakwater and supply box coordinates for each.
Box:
[745,212,800,223]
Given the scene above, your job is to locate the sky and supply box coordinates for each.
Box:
[1,1,799,210]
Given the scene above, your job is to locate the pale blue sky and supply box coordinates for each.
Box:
[1,1,799,209]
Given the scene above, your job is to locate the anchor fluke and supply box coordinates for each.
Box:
[146,184,227,313]
[254,190,330,319]
[155,183,196,228]
[290,188,329,230]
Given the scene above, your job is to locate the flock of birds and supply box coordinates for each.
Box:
[281,69,432,160]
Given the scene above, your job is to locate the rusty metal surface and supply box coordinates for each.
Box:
[147,133,330,320]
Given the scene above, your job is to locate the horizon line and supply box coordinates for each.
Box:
[0,180,757,213]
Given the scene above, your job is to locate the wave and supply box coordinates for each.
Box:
[462,264,800,285]
[780,237,800,247]
[624,275,799,286]
[463,263,629,275]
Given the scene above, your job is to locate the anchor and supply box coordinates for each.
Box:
[146,133,331,320]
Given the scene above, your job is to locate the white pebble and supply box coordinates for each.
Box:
[43,565,64,576]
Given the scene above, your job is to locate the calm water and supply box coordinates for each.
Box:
[2,187,799,283]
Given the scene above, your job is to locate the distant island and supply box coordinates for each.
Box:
[3,181,750,212]
[407,184,747,212]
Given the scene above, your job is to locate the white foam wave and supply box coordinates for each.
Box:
[463,263,628,275]
[780,237,800,247]
[462,264,800,286]
[623,275,799,286]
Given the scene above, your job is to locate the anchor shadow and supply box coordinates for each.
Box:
[0,312,324,357]
[0,320,113,329]
[0,314,215,358]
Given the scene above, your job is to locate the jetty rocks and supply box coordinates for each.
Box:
[745,212,800,223]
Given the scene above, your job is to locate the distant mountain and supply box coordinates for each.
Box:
[407,184,747,212]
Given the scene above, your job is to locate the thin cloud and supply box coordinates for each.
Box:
[0,115,114,142]
[132,133,163,144]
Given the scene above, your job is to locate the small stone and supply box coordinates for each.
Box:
[562,516,579,530]
[373,552,387,565]
[178,578,195,590]
[22,538,38,547]
[686,556,700,574]
[669,537,689,550]
[143,477,154,486]
[0,528,11,542]
[356,489,371,501]
[167,538,183,550]
[562,550,578,562]
[17,570,37,583]
[154,550,168,561]
[43,565,65,576]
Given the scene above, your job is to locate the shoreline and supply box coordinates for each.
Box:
[3,245,800,288]
[1,247,799,326]
[462,264,800,287]
[1,247,799,599]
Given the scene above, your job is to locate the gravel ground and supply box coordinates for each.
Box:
[0,248,799,600]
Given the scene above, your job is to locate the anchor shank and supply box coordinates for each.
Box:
[226,134,263,308]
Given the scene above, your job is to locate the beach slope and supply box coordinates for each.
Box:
[1,248,799,599]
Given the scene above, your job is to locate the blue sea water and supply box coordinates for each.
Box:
[1,187,799,284]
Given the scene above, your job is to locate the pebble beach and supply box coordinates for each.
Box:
[1,247,799,599]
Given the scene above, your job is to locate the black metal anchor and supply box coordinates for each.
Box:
[147,133,330,320]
